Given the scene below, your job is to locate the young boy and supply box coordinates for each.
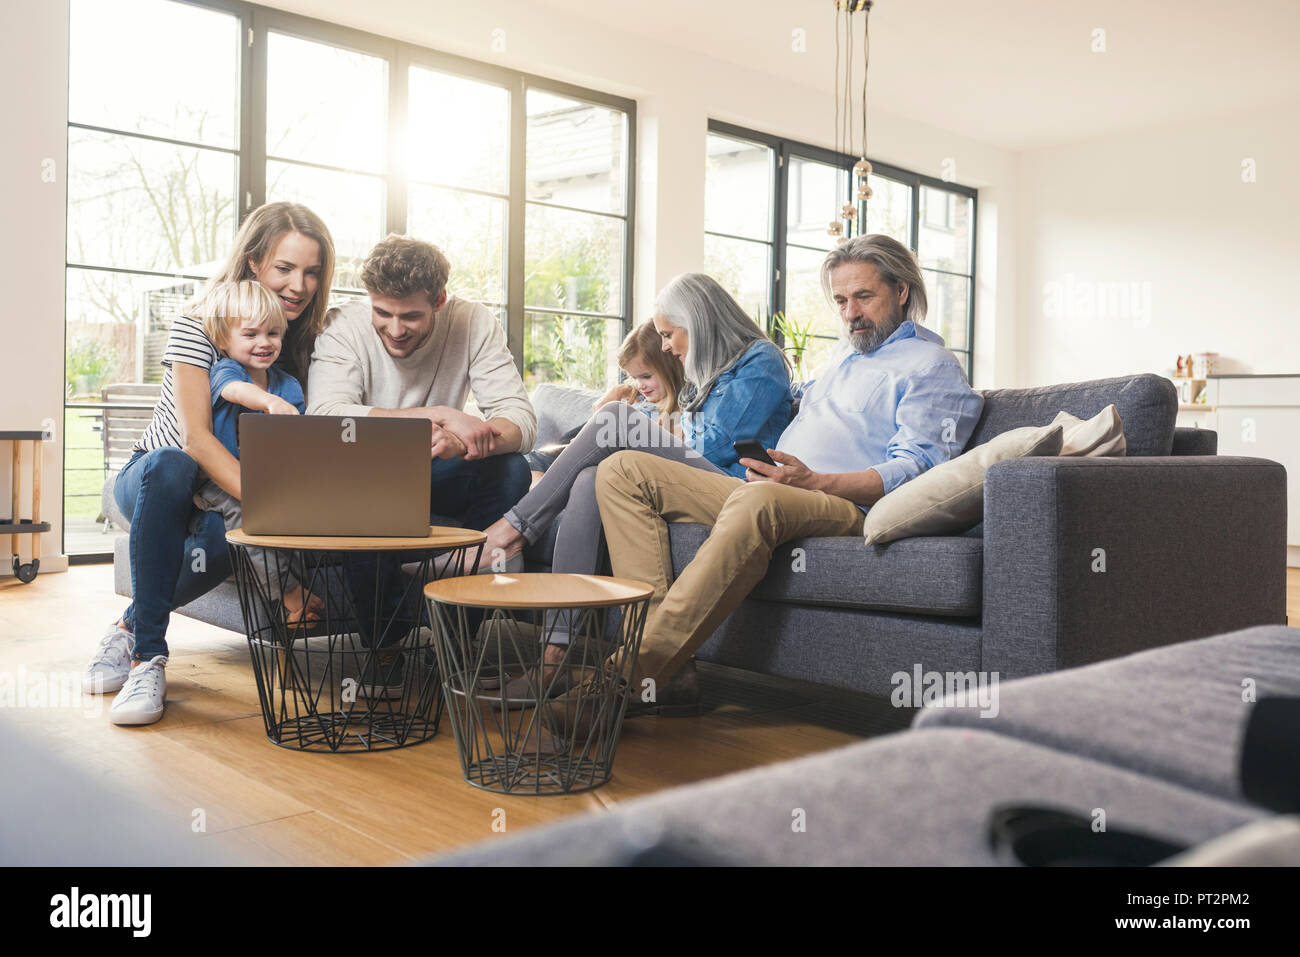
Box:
[191,280,321,625]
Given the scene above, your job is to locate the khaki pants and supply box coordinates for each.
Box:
[595,450,865,681]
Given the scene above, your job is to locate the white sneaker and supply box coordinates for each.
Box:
[83,621,135,694]
[109,656,168,726]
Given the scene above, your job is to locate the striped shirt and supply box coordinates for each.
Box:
[132,314,220,453]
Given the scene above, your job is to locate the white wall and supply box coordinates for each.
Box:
[1016,101,1300,386]
[0,0,69,574]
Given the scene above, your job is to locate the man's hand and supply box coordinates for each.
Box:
[438,408,499,459]
[740,449,824,491]
[265,395,300,416]
[431,425,468,460]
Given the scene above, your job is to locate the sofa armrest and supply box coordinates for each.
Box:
[102,472,130,531]
[982,455,1287,678]
[1172,426,1217,455]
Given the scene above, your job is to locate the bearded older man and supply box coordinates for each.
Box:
[593,233,985,712]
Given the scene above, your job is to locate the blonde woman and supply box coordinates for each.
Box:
[84,202,335,727]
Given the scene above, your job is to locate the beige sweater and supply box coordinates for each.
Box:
[307,297,537,452]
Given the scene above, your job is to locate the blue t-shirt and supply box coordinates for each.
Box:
[209,357,306,459]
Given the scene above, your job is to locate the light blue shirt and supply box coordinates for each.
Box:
[776,321,983,500]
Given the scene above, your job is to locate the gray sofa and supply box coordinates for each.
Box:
[523,373,1288,695]
[429,624,1300,866]
[105,373,1288,692]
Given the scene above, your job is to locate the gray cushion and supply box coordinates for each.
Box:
[427,727,1262,866]
[529,384,602,450]
[102,473,129,530]
[913,625,1300,804]
[969,373,1176,457]
[670,523,982,617]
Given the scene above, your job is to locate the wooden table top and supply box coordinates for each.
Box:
[425,573,653,609]
[227,526,486,551]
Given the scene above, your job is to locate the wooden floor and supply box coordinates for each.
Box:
[4,565,1297,866]
[0,564,912,866]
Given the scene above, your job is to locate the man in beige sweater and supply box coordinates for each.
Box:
[307,235,536,695]
[308,234,536,530]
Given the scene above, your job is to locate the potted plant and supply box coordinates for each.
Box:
[766,311,816,380]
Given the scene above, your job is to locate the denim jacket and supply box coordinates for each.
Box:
[683,340,793,478]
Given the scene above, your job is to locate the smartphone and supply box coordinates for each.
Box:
[733,440,775,467]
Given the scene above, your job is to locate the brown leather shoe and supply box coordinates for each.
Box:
[624,660,702,718]
[543,660,703,743]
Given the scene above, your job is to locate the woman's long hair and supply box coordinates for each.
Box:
[618,319,685,423]
[190,202,336,382]
[654,273,789,413]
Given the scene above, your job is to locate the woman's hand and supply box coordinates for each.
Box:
[174,362,242,499]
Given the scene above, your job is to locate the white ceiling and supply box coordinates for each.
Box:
[533,0,1300,150]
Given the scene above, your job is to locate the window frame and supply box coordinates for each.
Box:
[706,119,977,382]
[66,0,636,370]
[63,0,636,559]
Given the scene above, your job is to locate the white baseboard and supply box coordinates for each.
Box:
[20,553,69,575]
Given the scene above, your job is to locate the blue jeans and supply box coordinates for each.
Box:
[344,453,532,646]
[114,447,233,660]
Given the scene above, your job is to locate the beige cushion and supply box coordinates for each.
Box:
[1054,404,1126,457]
[864,424,1064,545]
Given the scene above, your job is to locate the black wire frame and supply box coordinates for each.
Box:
[427,592,650,795]
[229,539,483,753]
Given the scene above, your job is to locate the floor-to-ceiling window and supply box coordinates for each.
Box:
[703,120,976,383]
[64,0,635,559]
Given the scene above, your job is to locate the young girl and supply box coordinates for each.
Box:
[594,320,686,434]
[525,321,686,478]
[188,280,322,628]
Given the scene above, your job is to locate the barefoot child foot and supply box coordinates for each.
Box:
[282,586,324,626]
[482,517,526,561]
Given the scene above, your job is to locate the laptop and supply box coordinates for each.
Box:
[239,415,431,537]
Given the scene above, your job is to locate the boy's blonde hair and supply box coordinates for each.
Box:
[192,280,287,349]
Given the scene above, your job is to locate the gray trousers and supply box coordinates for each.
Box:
[503,401,727,642]
[192,481,300,598]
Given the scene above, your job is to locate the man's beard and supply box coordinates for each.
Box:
[846,307,905,354]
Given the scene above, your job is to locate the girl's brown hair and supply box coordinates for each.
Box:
[618,320,685,424]
[191,202,336,384]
